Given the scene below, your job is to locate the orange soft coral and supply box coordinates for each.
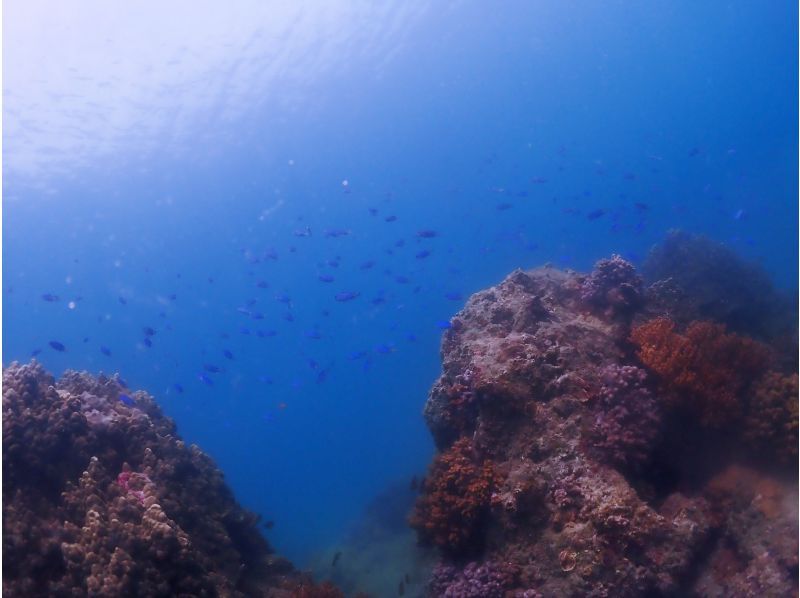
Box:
[630,318,768,427]
[744,371,798,464]
[410,437,498,555]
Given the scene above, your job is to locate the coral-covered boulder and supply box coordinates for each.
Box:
[2,361,332,597]
[417,255,797,597]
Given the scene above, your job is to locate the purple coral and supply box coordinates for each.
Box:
[591,365,661,469]
[580,254,643,315]
[430,561,511,598]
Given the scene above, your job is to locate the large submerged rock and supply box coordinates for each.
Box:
[2,361,342,597]
[414,238,798,597]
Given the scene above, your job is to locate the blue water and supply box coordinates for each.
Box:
[3,1,797,565]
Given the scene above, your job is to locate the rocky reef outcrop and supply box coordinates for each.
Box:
[2,361,343,597]
[414,235,798,597]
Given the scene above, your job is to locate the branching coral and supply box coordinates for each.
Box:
[580,254,643,316]
[743,372,798,464]
[630,318,768,427]
[410,437,498,556]
[589,365,662,470]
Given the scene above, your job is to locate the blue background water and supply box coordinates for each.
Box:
[3,1,797,565]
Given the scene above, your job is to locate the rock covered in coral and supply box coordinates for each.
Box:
[580,254,644,317]
[641,230,797,346]
[588,365,661,470]
[2,361,330,597]
[415,248,797,597]
[743,371,799,464]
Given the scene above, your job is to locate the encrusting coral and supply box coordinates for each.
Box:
[630,318,769,427]
[2,361,340,597]
[416,239,797,597]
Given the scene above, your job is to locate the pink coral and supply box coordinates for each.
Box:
[589,365,661,470]
[580,254,643,316]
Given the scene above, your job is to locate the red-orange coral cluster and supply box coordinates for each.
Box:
[630,318,768,427]
[410,437,498,555]
[743,372,798,464]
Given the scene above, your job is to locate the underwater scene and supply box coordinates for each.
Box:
[2,2,798,597]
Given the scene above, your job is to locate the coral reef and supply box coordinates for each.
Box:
[2,361,334,597]
[743,371,799,464]
[580,254,644,317]
[429,561,518,598]
[630,318,769,427]
[416,249,797,597]
[410,437,498,556]
[588,365,661,470]
[641,230,797,348]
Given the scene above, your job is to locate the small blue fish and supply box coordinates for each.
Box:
[395,275,410,284]
[31,348,42,357]
[100,346,112,357]
[173,383,184,394]
[118,296,127,305]
[49,341,66,352]
[374,344,394,354]
[143,326,156,336]
[318,274,335,283]
[349,350,367,360]
[143,338,153,348]
[204,364,222,373]
[258,375,274,384]
[444,292,463,301]
[384,215,397,222]
[41,293,60,302]
[436,321,452,330]
[198,373,214,386]
[417,230,438,238]
[119,393,135,406]
[305,330,322,340]
[335,291,360,302]
[415,250,431,259]
[223,350,234,360]
[251,312,265,320]
[258,329,277,338]
[360,261,375,270]
[496,203,513,211]
[587,209,606,221]
[256,280,269,289]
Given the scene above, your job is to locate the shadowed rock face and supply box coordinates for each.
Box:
[1,361,335,598]
[415,258,798,597]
